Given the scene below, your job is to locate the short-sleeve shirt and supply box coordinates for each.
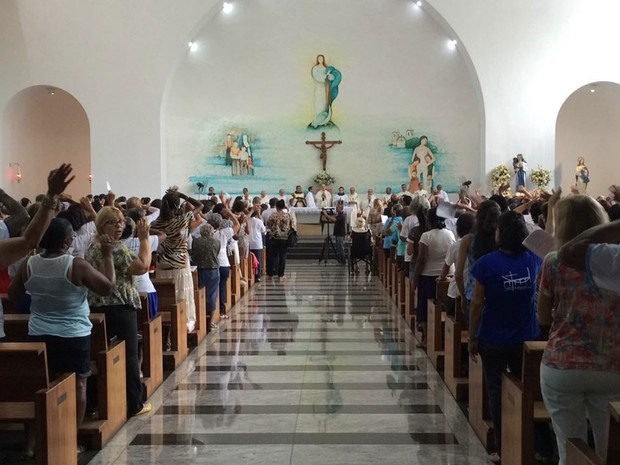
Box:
[214,227,234,267]
[419,228,456,276]
[191,236,221,269]
[248,217,266,250]
[151,212,193,270]
[587,244,620,294]
[0,221,9,241]
[471,250,541,344]
[539,251,620,372]
[124,235,159,293]
[383,217,402,250]
[268,211,292,240]
[333,212,346,237]
[86,242,141,309]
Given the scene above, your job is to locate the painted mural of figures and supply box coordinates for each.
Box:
[575,156,590,193]
[408,154,421,193]
[225,133,233,166]
[514,153,528,189]
[309,54,342,129]
[409,136,433,191]
[230,141,241,176]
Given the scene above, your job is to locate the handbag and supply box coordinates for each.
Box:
[287,229,298,248]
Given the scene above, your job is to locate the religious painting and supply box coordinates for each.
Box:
[308,54,342,130]
[389,129,442,192]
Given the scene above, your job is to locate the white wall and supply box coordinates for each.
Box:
[556,82,620,197]
[1,1,620,196]
[428,0,620,186]
[164,0,482,196]
[2,86,91,199]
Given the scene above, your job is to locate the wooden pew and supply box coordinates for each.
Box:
[230,262,241,307]
[567,402,620,465]
[188,268,207,347]
[0,343,78,465]
[397,269,406,316]
[426,279,450,372]
[1,314,127,450]
[80,314,127,449]
[501,341,550,465]
[151,278,188,370]
[469,353,495,451]
[444,310,469,401]
[137,294,163,400]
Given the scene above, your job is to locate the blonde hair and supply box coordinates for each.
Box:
[126,196,141,209]
[95,206,124,236]
[554,195,608,246]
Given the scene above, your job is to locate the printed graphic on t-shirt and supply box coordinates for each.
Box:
[502,268,532,292]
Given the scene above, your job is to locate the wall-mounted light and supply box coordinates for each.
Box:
[88,172,93,184]
[223,2,233,13]
[9,163,22,183]
[47,87,56,96]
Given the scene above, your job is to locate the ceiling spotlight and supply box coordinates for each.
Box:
[416,1,422,6]
[223,2,233,13]
[188,41,198,52]
[590,88,596,93]
[447,39,458,50]
[47,87,56,96]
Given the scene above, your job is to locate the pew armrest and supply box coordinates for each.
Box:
[566,439,604,465]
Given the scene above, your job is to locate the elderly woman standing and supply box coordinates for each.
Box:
[150,189,203,332]
[190,224,221,330]
[86,207,152,417]
[538,196,620,465]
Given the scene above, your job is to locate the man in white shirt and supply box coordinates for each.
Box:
[262,198,278,227]
[276,189,289,205]
[333,186,349,206]
[434,184,450,204]
[306,186,317,209]
[398,183,411,198]
[417,183,429,199]
[259,190,270,206]
[361,188,377,217]
[400,209,420,275]
[383,187,393,205]
[559,220,620,293]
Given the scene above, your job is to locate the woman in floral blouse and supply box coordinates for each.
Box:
[538,195,620,465]
[87,206,152,416]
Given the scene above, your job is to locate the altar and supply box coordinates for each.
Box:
[290,207,355,236]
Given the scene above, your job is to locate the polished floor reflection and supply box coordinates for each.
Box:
[88,262,489,464]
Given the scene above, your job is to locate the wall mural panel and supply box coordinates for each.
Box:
[166,1,482,197]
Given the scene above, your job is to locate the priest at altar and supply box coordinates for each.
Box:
[289,185,307,207]
[315,184,332,208]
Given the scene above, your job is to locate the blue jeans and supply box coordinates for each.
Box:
[219,266,230,315]
[199,268,220,314]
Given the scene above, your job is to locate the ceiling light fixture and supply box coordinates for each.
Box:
[447,39,458,50]
[188,41,198,52]
[223,2,233,13]
[416,1,422,6]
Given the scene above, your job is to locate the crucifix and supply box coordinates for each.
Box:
[305,132,342,171]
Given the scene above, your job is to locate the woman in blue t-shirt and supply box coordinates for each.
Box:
[467,211,544,463]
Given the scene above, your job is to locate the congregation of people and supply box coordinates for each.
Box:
[0,161,619,465]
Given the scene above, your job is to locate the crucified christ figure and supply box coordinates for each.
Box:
[305,132,342,171]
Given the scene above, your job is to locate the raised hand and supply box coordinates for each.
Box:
[47,164,75,197]
[136,218,150,241]
[99,234,116,256]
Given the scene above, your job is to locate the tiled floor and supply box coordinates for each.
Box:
[88,262,489,464]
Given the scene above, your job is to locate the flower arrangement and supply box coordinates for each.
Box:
[491,164,512,190]
[314,170,335,186]
[530,167,551,190]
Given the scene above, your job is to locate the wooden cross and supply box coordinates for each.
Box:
[305,132,342,171]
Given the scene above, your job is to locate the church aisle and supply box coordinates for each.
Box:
[88,262,489,465]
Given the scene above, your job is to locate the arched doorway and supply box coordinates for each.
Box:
[556,81,620,197]
[2,85,91,199]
